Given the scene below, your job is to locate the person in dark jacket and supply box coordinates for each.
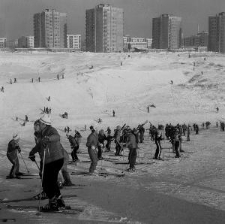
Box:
[105,127,113,152]
[138,124,145,143]
[86,125,99,175]
[98,129,106,159]
[126,129,138,172]
[67,130,81,162]
[153,128,163,160]
[6,134,22,179]
[30,114,65,212]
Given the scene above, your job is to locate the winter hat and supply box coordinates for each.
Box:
[39,114,51,126]
[13,134,20,141]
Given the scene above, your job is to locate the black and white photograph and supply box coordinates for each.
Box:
[0,0,225,223]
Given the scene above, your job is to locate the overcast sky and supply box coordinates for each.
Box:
[0,0,225,40]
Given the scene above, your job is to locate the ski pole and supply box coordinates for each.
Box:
[19,152,30,173]
[34,160,40,171]
[39,147,46,211]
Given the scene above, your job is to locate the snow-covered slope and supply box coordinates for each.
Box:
[0,51,225,147]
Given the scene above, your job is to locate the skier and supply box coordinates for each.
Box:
[38,77,41,82]
[34,114,65,211]
[25,115,29,122]
[58,148,74,187]
[187,125,190,141]
[98,129,106,160]
[14,78,17,83]
[174,128,181,158]
[1,86,4,92]
[195,124,199,134]
[153,127,163,160]
[112,110,115,117]
[138,124,145,143]
[114,125,123,156]
[125,128,137,172]
[86,125,99,175]
[105,127,113,152]
[67,130,81,162]
[6,134,23,179]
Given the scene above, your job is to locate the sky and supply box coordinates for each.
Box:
[0,0,225,40]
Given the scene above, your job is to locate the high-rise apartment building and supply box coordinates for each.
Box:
[67,34,81,50]
[33,9,67,48]
[86,4,124,52]
[208,12,225,53]
[152,14,182,50]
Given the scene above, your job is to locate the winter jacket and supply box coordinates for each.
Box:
[86,131,99,149]
[126,133,137,149]
[7,139,20,159]
[38,125,64,164]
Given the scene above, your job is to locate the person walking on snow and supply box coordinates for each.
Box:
[33,114,65,212]
[86,125,99,175]
[6,134,23,179]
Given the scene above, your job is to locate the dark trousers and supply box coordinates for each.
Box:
[106,141,111,151]
[7,154,20,176]
[174,141,180,157]
[42,158,64,199]
[154,141,161,159]
[97,145,103,159]
[71,146,79,161]
[61,156,72,184]
[88,148,98,173]
[128,148,137,168]
[115,141,122,155]
[140,133,144,143]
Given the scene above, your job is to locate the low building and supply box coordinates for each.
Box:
[183,31,208,48]
[67,34,81,50]
[123,35,151,51]
[0,38,7,48]
[18,36,34,48]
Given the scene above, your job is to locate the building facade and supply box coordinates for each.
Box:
[67,34,81,50]
[33,9,67,48]
[0,38,7,48]
[208,12,225,53]
[123,35,151,51]
[18,36,34,48]
[86,4,124,52]
[152,14,182,50]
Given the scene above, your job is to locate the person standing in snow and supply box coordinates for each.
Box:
[153,127,163,160]
[114,125,123,156]
[33,114,65,211]
[6,134,23,179]
[98,129,106,160]
[138,124,145,143]
[125,128,137,172]
[105,127,113,152]
[86,126,99,175]
[67,130,81,162]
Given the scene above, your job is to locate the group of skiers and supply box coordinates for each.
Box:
[6,112,213,212]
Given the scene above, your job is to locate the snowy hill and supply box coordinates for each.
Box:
[0,51,225,148]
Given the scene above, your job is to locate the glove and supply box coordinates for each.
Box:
[29,155,36,162]
[41,136,50,147]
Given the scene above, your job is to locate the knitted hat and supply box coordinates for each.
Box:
[39,114,51,126]
[13,134,20,141]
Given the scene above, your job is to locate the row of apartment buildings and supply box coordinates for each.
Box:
[0,5,225,53]
[0,34,81,50]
